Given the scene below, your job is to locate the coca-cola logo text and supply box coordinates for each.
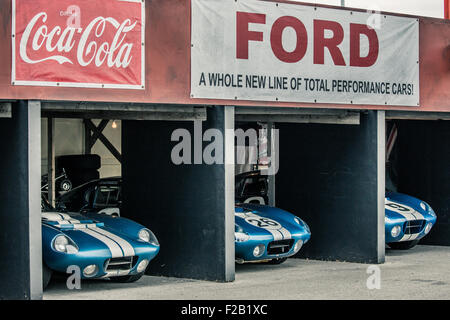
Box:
[13,0,144,89]
[20,12,137,68]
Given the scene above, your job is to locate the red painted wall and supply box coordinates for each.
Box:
[0,0,449,112]
[445,0,449,19]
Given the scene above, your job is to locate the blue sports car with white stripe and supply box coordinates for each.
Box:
[385,191,437,250]
[41,199,160,289]
[236,171,437,252]
[235,203,311,264]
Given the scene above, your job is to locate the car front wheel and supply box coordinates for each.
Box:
[43,263,53,290]
[388,240,419,250]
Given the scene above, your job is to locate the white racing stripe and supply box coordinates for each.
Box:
[278,227,292,239]
[399,233,419,242]
[89,227,135,257]
[80,228,124,258]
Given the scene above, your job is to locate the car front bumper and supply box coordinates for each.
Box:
[235,232,311,263]
[45,245,160,279]
[385,216,436,244]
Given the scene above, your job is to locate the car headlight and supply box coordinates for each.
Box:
[139,229,159,246]
[294,240,303,253]
[53,235,78,254]
[253,244,265,257]
[137,259,149,273]
[420,202,427,211]
[424,222,433,234]
[83,264,98,277]
[391,225,402,238]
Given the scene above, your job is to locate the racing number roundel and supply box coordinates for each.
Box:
[385,201,412,213]
[245,217,282,230]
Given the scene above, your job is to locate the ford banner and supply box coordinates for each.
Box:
[191,0,420,106]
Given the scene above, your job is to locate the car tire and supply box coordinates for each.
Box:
[388,240,419,250]
[110,273,144,283]
[268,257,288,265]
[58,179,73,192]
[43,263,53,290]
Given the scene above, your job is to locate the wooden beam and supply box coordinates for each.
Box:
[266,122,276,207]
[236,113,360,125]
[84,119,92,155]
[85,119,122,163]
[41,101,202,112]
[88,119,109,149]
[41,110,207,121]
[386,111,450,120]
[235,107,355,115]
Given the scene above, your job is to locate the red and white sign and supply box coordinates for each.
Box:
[191,0,420,106]
[12,0,145,89]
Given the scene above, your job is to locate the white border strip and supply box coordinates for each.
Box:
[11,0,16,86]
[11,0,145,90]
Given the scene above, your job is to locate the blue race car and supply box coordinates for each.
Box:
[56,176,311,265]
[385,191,437,250]
[236,171,437,251]
[235,203,311,264]
[41,197,160,289]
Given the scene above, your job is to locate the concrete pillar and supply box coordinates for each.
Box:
[275,111,385,264]
[122,106,235,281]
[396,120,450,246]
[0,101,42,299]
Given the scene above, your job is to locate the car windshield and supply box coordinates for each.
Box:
[241,176,267,196]
[93,185,121,209]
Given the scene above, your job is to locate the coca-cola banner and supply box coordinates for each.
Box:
[12,0,145,89]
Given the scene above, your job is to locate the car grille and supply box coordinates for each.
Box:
[267,240,294,255]
[105,256,137,272]
[404,220,425,235]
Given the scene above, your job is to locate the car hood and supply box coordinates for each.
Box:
[385,191,435,221]
[235,204,309,238]
[42,210,153,259]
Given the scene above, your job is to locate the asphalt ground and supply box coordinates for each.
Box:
[44,245,450,300]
